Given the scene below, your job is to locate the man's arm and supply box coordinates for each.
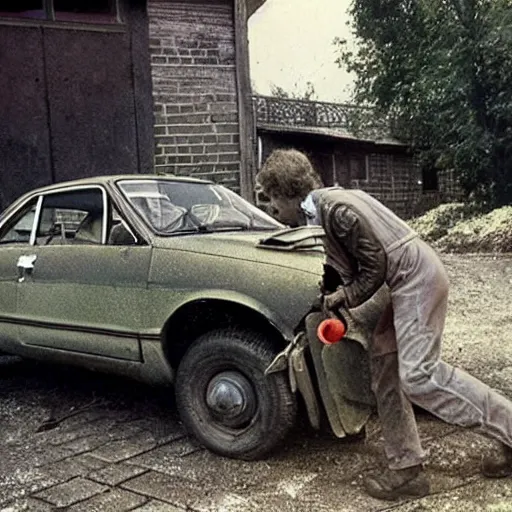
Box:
[328,204,387,309]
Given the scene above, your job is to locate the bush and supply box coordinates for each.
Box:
[409,203,478,243]
[435,207,512,253]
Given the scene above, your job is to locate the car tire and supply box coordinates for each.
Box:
[175,328,297,460]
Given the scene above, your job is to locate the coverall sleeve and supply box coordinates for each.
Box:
[330,204,387,308]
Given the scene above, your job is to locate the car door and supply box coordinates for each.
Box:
[16,185,152,361]
[0,196,40,346]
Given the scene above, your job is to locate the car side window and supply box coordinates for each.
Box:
[36,188,106,246]
[108,208,138,246]
[0,198,39,245]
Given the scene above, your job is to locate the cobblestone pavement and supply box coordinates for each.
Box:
[1,254,512,512]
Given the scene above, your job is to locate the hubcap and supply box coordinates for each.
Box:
[206,371,256,428]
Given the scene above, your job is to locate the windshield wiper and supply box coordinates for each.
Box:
[159,224,277,236]
[194,225,278,233]
[160,225,212,236]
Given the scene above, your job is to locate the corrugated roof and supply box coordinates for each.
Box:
[257,123,407,147]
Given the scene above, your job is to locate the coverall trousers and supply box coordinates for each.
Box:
[370,238,512,470]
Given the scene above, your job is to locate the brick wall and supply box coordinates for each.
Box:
[358,153,422,217]
[409,168,465,217]
[147,0,242,191]
[345,155,466,218]
[438,168,464,200]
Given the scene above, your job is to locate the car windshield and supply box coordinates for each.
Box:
[117,179,283,234]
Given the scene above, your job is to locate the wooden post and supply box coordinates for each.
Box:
[128,0,155,174]
[234,0,257,202]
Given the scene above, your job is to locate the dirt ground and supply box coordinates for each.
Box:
[1,254,512,511]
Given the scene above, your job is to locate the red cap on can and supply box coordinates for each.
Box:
[317,318,346,345]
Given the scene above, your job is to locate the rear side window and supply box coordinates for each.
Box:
[0,198,39,244]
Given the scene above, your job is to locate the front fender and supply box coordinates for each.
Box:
[166,289,296,343]
[147,248,321,343]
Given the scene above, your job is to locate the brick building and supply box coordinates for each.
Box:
[253,95,462,218]
[0,0,264,211]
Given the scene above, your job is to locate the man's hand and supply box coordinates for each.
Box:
[322,287,347,315]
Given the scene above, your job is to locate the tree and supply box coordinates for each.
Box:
[335,0,512,207]
[269,80,317,101]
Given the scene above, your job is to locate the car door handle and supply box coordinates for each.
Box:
[17,254,37,282]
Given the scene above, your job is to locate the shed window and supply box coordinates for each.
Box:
[422,168,439,192]
[349,155,369,181]
[0,0,119,24]
[54,0,117,23]
[0,0,45,19]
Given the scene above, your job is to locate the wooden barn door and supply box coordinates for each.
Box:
[43,27,139,183]
[0,26,53,210]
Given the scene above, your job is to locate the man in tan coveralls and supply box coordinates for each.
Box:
[257,149,512,501]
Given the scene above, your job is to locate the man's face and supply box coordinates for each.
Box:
[268,196,305,227]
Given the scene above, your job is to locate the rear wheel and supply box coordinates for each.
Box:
[175,328,297,460]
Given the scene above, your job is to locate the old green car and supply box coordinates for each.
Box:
[0,175,383,460]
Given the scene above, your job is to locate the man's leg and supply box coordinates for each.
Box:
[393,242,512,465]
[364,303,430,500]
[370,303,425,470]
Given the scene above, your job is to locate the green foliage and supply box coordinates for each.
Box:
[269,80,317,101]
[335,0,512,207]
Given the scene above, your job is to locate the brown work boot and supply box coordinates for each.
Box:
[481,444,512,478]
[363,465,430,501]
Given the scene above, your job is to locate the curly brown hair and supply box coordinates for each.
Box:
[257,149,323,199]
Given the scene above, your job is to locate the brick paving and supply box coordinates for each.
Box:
[1,357,512,512]
[1,256,512,511]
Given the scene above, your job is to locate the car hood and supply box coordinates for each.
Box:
[153,227,325,276]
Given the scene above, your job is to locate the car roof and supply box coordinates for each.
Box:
[29,174,214,195]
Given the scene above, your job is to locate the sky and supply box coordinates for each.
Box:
[248,0,356,103]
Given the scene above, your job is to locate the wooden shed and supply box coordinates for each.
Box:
[0,0,265,210]
[253,95,462,218]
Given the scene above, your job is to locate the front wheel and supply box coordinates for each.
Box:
[175,328,297,460]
